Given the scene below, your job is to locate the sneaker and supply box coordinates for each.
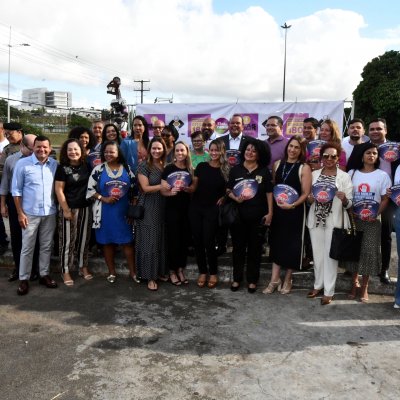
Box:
[394,303,400,309]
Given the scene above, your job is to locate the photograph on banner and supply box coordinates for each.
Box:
[143,114,165,137]
[283,113,309,138]
[188,114,211,136]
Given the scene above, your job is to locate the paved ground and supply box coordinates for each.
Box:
[0,271,399,400]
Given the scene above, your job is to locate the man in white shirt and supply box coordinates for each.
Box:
[341,118,369,159]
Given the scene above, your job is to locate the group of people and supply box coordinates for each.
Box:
[0,115,399,309]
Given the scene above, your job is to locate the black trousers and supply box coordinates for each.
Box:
[381,202,394,272]
[189,204,219,275]
[6,194,39,274]
[230,218,265,284]
[165,206,190,272]
[0,214,7,245]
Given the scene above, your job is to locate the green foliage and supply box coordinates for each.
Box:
[353,50,400,140]
[21,122,42,136]
[68,113,92,129]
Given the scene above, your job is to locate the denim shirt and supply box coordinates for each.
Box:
[11,153,58,216]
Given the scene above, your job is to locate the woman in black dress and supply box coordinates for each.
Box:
[161,141,195,285]
[264,135,312,295]
[227,138,273,293]
[189,139,229,288]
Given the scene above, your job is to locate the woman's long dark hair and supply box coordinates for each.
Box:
[347,142,380,171]
[133,115,150,149]
[102,123,121,144]
[59,138,86,166]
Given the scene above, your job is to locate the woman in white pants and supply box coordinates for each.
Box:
[307,142,353,305]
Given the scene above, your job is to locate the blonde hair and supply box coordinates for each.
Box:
[173,141,194,176]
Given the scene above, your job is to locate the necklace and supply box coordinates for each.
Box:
[105,163,123,179]
[282,162,296,183]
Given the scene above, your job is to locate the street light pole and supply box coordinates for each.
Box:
[281,22,291,102]
[7,26,30,122]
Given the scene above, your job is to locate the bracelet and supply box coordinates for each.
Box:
[292,203,296,209]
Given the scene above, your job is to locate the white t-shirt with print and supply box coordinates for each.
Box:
[348,169,391,203]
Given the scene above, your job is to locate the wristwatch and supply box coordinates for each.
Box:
[97,194,102,201]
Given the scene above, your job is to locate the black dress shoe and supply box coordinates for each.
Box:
[8,269,18,282]
[39,275,58,288]
[380,271,390,284]
[17,280,29,295]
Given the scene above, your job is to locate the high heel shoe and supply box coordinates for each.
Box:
[61,273,74,287]
[230,282,240,292]
[79,267,93,280]
[262,279,282,294]
[207,275,218,289]
[197,274,207,288]
[281,280,292,295]
[348,281,360,300]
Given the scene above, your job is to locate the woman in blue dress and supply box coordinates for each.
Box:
[86,141,136,283]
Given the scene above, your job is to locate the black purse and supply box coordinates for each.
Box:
[218,197,240,227]
[329,208,363,262]
[127,204,145,219]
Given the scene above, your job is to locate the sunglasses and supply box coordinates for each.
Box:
[322,154,338,160]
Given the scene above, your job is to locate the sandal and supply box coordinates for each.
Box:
[178,269,189,285]
[147,280,158,291]
[62,273,74,287]
[79,267,93,280]
[197,274,207,288]
[170,272,182,286]
[106,274,116,283]
[207,275,218,289]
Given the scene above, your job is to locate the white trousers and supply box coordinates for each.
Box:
[309,226,338,297]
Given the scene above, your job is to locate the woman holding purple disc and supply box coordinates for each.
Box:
[264,135,312,295]
[306,142,353,305]
[344,142,391,303]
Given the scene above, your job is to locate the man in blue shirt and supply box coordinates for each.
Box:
[12,135,58,295]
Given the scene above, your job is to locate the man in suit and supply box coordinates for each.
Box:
[220,114,248,152]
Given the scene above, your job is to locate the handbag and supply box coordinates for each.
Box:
[218,198,240,227]
[329,208,363,262]
[127,204,145,219]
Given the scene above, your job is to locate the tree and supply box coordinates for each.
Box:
[21,122,43,136]
[353,50,400,140]
[68,113,92,129]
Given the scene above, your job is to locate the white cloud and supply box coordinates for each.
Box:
[0,0,399,108]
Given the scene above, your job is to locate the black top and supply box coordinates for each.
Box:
[192,162,226,207]
[227,163,273,221]
[55,163,91,209]
[161,164,192,209]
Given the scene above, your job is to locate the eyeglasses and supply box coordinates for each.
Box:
[153,126,164,130]
[322,154,338,160]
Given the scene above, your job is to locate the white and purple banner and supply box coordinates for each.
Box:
[136,101,344,143]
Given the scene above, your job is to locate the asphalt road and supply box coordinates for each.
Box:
[0,272,399,400]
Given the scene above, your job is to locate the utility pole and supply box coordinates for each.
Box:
[134,80,150,104]
[281,22,291,102]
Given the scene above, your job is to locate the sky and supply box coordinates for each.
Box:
[0,0,400,112]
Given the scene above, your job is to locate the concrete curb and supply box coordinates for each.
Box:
[1,250,396,296]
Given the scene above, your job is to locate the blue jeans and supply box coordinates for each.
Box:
[393,208,400,305]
